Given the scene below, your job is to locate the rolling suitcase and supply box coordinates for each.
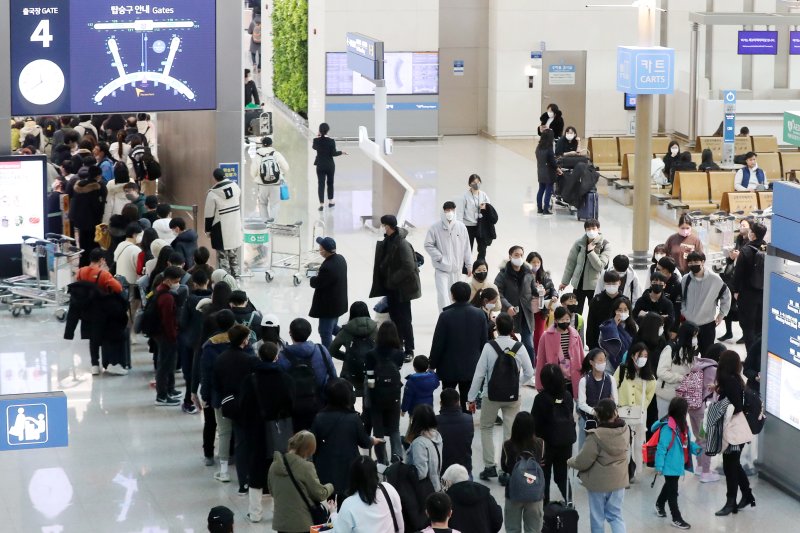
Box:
[577,190,599,221]
[542,478,579,533]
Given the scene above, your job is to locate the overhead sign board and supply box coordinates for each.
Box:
[616,46,675,95]
[791,31,800,55]
[738,30,778,55]
[548,64,575,85]
[783,111,800,148]
[345,32,384,81]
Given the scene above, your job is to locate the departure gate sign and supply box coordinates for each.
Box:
[10,0,217,115]
[616,46,675,95]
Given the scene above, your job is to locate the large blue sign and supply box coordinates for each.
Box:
[616,46,675,95]
[345,32,384,81]
[0,392,68,451]
[10,0,217,116]
[218,162,239,184]
[791,31,800,55]
[738,31,778,55]
[767,273,800,368]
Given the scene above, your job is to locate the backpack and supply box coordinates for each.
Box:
[258,151,281,184]
[642,418,687,468]
[285,350,320,405]
[598,320,624,369]
[487,341,522,402]
[341,334,374,395]
[235,311,259,345]
[743,388,766,435]
[508,451,545,503]
[371,352,402,408]
[144,157,162,181]
[252,21,262,43]
[747,244,765,290]
[675,368,706,410]
[549,397,578,446]
[139,290,167,336]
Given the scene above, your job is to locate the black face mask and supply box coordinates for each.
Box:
[557,321,570,331]
[473,271,488,282]
[650,284,663,294]
[567,304,579,314]
[689,264,702,274]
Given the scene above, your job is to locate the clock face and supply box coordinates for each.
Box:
[18,59,65,106]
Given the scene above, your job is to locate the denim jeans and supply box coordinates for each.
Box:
[587,489,626,533]
[318,317,339,349]
[537,182,554,212]
[519,317,534,367]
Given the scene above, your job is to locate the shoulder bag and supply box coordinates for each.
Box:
[378,483,400,533]
[618,373,646,422]
[281,453,330,525]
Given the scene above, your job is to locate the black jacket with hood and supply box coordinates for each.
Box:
[447,480,504,533]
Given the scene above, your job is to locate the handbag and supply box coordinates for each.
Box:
[618,374,646,422]
[280,181,290,200]
[724,411,754,446]
[282,453,330,525]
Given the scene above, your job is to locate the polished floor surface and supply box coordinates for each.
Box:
[1,102,798,532]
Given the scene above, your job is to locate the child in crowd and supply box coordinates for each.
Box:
[560,292,585,343]
[422,493,461,533]
[401,355,441,417]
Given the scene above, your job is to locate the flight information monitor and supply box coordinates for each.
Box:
[10,0,217,115]
[326,52,439,96]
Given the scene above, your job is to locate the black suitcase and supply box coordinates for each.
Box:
[542,479,579,533]
[577,190,599,221]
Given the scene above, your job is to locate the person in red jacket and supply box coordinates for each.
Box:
[154,266,185,406]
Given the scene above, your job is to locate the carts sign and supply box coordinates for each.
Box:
[616,46,675,95]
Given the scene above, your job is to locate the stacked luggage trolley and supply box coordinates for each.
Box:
[685,209,772,273]
[263,219,325,286]
[0,234,82,320]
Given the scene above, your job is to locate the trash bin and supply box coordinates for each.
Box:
[243,219,270,272]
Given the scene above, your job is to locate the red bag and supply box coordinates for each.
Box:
[642,420,689,468]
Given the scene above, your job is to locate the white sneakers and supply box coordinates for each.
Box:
[90,366,100,375]
[699,471,721,483]
[214,471,231,483]
[105,364,128,376]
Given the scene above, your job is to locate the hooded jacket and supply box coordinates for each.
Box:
[370,227,422,301]
[406,430,444,492]
[437,406,474,474]
[561,234,612,292]
[267,451,334,533]
[567,419,630,492]
[652,417,702,476]
[102,180,129,223]
[593,266,642,302]
[329,316,377,360]
[401,371,441,414]
[69,179,107,228]
[204,178,242,251]
[171,229,198,269]
[231,305,263,341]
[424,215,472,274]
[200,333,231,407]
[447,481,503,533]
[278,341,337,390]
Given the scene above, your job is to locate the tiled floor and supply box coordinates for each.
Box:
[1,103,798,532]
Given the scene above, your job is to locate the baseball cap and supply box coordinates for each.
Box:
[316,236,336,252]
[261,313,280,327]
[207,505,234,531]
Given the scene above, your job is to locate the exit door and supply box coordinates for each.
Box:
[541,51,587,138]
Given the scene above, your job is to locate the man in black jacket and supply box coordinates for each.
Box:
[370,214,422,361]
[632,271,675,332]
[309,236,348,348]
[586,270,621,349]
[442,464,504,533]
[213,324,259,495]
[733,222,767,349]
[436,388,474,476]
[69,164,107,265]
[430,282,488,412]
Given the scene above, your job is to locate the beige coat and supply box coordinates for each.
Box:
[567,422,630,492]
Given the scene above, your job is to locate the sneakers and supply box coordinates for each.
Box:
[105,364,128,376]
[672,519,691,529]
[717,332,733,342]
[699,471,721,483]
[155,397,181,406]
[91,365,100,375]
[403,351,414,364]
[655,503,667,518]
[238,485,249,496]
[182,403,198,414]
[542,210,553,216]
[204,457,215,466]
[494,416,503,426]
[498,472,510,486]
[479,466,498,481]
[167,389,182,400]
[214,471,231,483]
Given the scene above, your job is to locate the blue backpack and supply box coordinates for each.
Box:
[508,451,545,503]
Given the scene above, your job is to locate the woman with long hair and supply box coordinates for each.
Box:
[333,456,404,532]
[598,297,638,371]
[405,404,443,492]
[473,287,499,339]
[576,348,618,449]
[535,306,583,398]
[634,312,667,437]
[527,251,557,353]
[501,411,546,533]
[366,321,405,465]
[469,259,497,302]
[329,301,378,395]
[655,322,698,418]
[613,342,656,482]
[535,129,561,215]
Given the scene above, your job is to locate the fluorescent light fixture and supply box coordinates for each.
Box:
[586,0,665,11]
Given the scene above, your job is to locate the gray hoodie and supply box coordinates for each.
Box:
[407,430,444,491]
[680,267,731,326]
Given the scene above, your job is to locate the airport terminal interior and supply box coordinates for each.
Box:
[4,0,800,531]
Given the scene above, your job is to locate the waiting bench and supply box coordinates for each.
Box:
[588,137,621,171]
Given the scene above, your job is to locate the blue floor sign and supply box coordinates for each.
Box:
[0,392,68,451]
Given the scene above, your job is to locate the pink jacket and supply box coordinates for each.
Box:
[536,325,584,398]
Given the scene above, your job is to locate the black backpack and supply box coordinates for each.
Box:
[549,395,578,446]
[341,334,374,395]
[747,244,765,290]
[371,352,402,408]
[285,350,320,406]
[144,157,162,181]
[139,290,167,336]
[743,388,766,435]
[487,341,522,402]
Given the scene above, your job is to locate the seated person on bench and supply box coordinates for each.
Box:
[734,152,768,191]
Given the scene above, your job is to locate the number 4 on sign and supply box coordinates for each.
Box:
[31,19,54,48]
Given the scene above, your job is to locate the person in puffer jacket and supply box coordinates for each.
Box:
[442,464,503,533]
[401,355,440,415]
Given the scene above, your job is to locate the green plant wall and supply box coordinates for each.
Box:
[272,0,308,117]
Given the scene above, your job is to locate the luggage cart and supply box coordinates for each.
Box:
[263,220,325,286]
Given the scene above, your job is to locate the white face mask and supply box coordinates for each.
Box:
[691,337,699,348]
[594,362,607,373]
[671,147,679,156]
[658,326,665,337]
[586,230,599,240]
[636,357,648,368]
[547,111,554,118]
[619,312,630,321]
[510,257,524,267]
[565,133,575,141]
[485,303,496,310]
[605,285,618,296]
[444,211,455,222]
[654,253,665,261]
[530,264,540,272]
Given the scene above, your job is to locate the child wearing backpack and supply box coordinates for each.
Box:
[500,412,545,533]
[651,396,702,530]
[401,355,441,417]
[675,346,718,483]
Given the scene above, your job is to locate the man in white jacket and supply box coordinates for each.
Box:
[424,201,472,312]
[204,168,242,276]
[593,254,642,302]
[250,137,289,221]
[113,222,143,286]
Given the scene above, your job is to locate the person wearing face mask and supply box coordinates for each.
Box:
[555,126,589,158]
[655,322,698,419]
[527,251,557,357]
[632,272,675,333]
[494,246,536,361]
[631,312,667,439]
[169,217,199,270]
[153,266,187,406]
[536,129,563,216]
[469,259,497,301]
[536,306,584,399]
[577,349,618,450]
[665,214,704,275]
[681,251,731,353]
[586,271,622,350]
[559,219,612,314]
[559,293,585,343]
[613,342,655,482]
[425,201,473,313]
[662,141,681,184]
[643,244,667,287]
[113,222,144,289]
[597,297,638,372]
[458,174,492,261]
[474,287,500,339]
[732,222,768,349]
[734,152,768,191]
[593,254,641,302]
[719,219,751,342]
[538,103,564,138]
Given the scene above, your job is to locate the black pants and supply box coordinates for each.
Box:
[543,444,571,504]
[233,422,250,490]
[723,449,752,503]
[738,293,763,350]
[203,405,217,459]
[371,404,401,465]
[154,338,177,399]
[574,288,595,316]
[656,475,683,521]
[89,339,101,366]
[442,380,472,414]
[316,166,335,203]
[387,294,414,353]
[77,226,98,266]
[466,225,487,262]
[697,321,718,356]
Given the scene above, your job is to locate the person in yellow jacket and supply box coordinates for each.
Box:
[614,342,656,483]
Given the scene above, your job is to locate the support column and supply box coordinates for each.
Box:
[0,0,11,154]
[631,1,656,269]
[688,22,699,146]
